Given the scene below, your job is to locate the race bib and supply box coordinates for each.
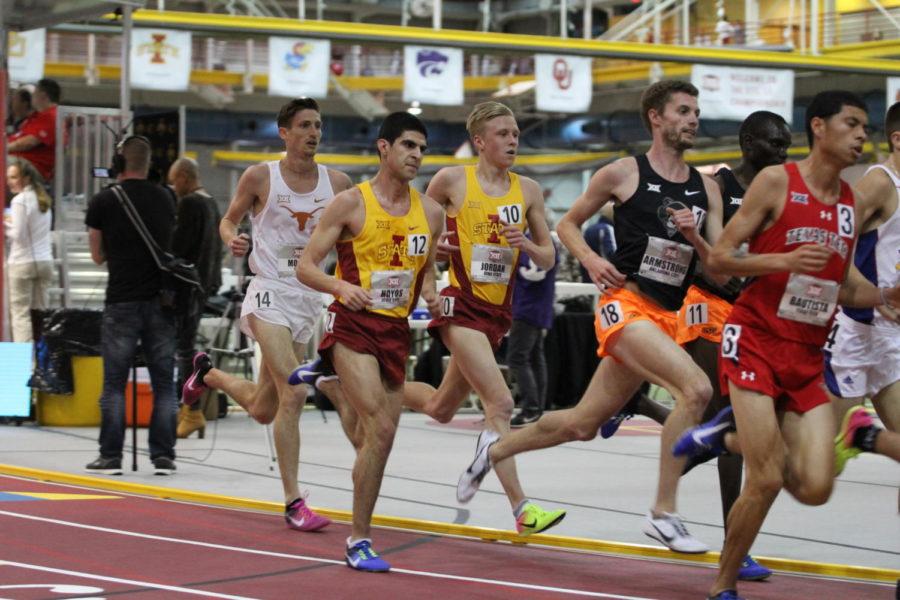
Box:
[777,273,839,326]
[497,203,524,225]
[638,236,693,287]
[276,245,304,278]
[684,302,709,326]
[597,300,624,330]
[471,244,514,283]
[370,270,413,310]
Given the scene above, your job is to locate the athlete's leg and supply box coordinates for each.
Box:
[403,355,473,423]
[872,380,900,432]
[828,390,865,435]
[330,342,403,541]
[317,378,363,451]
[710,384,784,597]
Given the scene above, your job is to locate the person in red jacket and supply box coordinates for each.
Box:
[8,78,61,182]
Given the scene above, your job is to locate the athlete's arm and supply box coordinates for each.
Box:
[852,166,896,233]
[672,174,730,285]
[708,165,833,277]
[420,194,446,317]
[557,159,629,289]
[328,168,355,195]
[296,188,372,310]
[507,177,554,270]
[220,164,265,257]
[839,263,900,308]
[425,167,461,259]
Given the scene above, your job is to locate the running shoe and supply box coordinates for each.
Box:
[516,502,566,536]
[288,357,339,390]
[510,410,541,428]
[599,409,634,439]
[285,493,331,532]
[345,539,390,572]
[456,429,499,504]
[708,590,744,600]
[738,555,772,581]
[152,456,176,476]
[181,352,212,406]
[834,405,876,476]
[642,511,709,554]
[673,406,734,459]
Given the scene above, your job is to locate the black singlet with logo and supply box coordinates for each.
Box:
[610,154,709,311]
[693,167,744,303]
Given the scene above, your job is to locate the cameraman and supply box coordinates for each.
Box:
[84,136,178,476]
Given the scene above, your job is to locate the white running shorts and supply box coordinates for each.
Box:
[240,276,325,344]
[824,311,900,399]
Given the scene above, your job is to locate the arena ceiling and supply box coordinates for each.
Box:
[0,0,143,31]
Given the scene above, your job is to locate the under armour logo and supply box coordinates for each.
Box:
[740,370,756,381]
[820,211,833,221]
[647,183,661,193]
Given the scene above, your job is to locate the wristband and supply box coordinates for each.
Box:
[880,287,895,309]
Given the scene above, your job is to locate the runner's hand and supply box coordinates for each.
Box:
[336,281,373,311]
[421,287,441,318]
[501,221,527,248]
[666,207,699,242]
[876,302,900,323]
[582,252,626,291]
[782,244,833,274]
[883,283,900,313]
[229,233,251,257]
[436,231,459,262]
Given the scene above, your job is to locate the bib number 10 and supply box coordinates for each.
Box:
[498,204,523,225]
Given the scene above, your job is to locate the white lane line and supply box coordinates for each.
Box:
[0,561,258,599]
[0,510,655,599]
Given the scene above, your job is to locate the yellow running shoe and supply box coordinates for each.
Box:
[834,406,875,476]
[515,502,566,536]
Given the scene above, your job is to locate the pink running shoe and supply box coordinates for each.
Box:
[181,352,212,406]
[834,406,876,475]
[285,494,331,532]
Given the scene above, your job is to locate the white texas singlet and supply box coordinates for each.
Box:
[248,161,334,290]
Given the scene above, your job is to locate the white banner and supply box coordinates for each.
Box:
[8,29,45,84]
[130,29,192,91]
[403,45,463,106]
[268,37,331,98]
[534,54,593,113]
[887,77,900,110]
[691,65,794,124]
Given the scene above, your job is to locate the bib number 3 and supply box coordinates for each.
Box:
[721,324,741,359]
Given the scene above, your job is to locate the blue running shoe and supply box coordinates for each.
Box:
[673,406,735,459]
[708,590,743,600]
[600,410,634,439]
[289,357,323,386]
[738,555,772,581]
[345,539,390,572]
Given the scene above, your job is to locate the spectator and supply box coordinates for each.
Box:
[167,157,222,438]
[7,78,61,181]
[5,157,53,342]
[84,136,178,476]
[580,214,615,283]
[509,236,559,427]
[6,87,33,134]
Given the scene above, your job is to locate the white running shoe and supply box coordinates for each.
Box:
[642,511,709,554]
[456,429,499,504]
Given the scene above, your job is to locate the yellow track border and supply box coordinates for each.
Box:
[0,463,895,584]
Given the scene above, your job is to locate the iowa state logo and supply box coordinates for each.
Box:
[136,33,179,64]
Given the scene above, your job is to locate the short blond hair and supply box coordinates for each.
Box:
[466,101,514,138]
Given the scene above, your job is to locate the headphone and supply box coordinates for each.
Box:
[110,134,152,177]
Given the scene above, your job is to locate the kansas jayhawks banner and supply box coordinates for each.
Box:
[534,54,592,113]
[403,45,463,106]
[268,37,331,98]
[8,29,45,84]
[130,29,192,91]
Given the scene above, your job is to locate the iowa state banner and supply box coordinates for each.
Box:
[268,37,331,98]
[403,45,463,106]
[8,29,45,84]
[535,54,592,113]
[130,29,192,91]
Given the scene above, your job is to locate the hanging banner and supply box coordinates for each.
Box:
[691,65,794,124]
[268,37,331,98]
[8,29,46,84]
[534,54,592,113]
[403,45,463,106]
[130,29,192,91]
[887,77,900,109]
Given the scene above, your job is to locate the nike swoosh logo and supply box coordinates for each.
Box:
[684,190,701,196]
[520,519,537,529]
[314,197,327,203]
[691,421,732,448]
[652,523,675,542]
[409,226,418,231]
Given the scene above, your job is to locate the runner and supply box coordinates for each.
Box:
[296,111,444,572]
[182,98,351,532]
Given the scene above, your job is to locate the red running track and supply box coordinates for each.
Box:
[0,475,892,600]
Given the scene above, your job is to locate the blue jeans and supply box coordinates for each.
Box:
[507,319,547,415]
[98,300,177,460]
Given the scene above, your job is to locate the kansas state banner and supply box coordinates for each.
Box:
[403,45,463,106]
[130,29,192,91]
[268,37,330,98]
[535,54,592,113]
[8,29,45,84]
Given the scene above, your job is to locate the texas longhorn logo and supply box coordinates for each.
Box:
[136,33,179,64]
[285,206,324,232]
